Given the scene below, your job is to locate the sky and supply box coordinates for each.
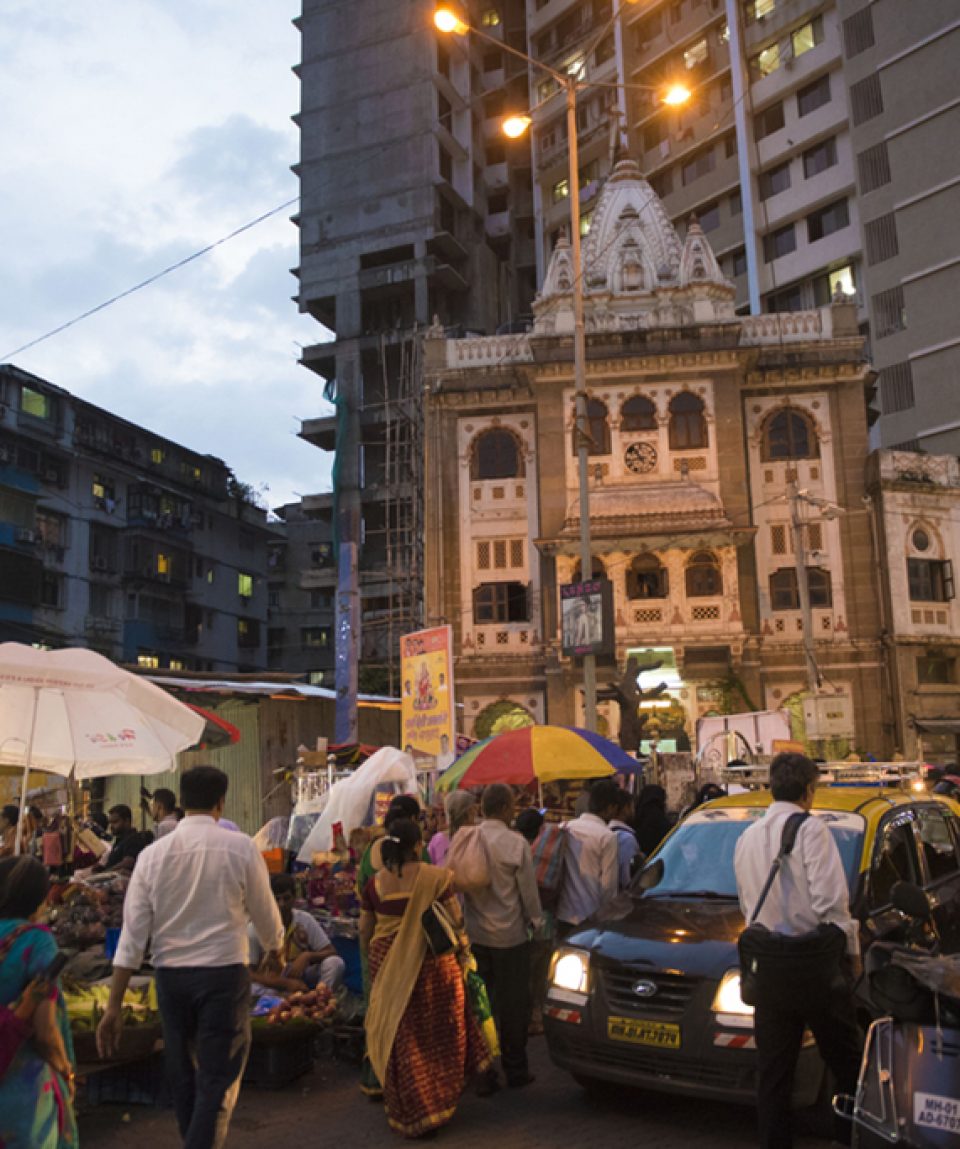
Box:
[0,0,332,511]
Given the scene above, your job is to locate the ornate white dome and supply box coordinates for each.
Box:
[533,159,735,334]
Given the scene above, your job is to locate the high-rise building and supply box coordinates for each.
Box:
[293,0,959,689]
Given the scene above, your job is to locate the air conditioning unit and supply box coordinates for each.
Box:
[91,557,108,572]
[16,528,36,544]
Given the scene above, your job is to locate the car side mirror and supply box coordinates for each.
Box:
[636,859,664,891]
[891,881,932,922]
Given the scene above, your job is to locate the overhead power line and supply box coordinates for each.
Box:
[2,197,300,361]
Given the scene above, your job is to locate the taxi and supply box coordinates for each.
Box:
[543,778,960,1110]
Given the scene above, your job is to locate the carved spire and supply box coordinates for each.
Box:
[678,215,726,288]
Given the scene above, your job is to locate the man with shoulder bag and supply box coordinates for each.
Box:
[734,753,863,1149]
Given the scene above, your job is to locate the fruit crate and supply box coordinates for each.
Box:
[244,1028,314,1089]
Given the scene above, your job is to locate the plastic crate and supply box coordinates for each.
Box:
[81,1052,169,1108]
[331,934,363,996]
[243,1031,313,1089]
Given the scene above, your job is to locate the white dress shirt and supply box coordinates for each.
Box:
[154,815,179,839]
[734,801,860,956]
[114,815,283,970]
[463,820,542,949]
[557,812,620,925]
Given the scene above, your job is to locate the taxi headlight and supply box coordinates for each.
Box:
[550,948,591,994]
[711,969,754,1017]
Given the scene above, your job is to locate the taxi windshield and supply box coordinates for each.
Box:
[636,807,865,899]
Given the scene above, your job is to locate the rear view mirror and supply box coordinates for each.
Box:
[636,859,664,891]
[891,881,932,921]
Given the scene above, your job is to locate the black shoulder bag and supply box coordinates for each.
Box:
[737,813,848,1006]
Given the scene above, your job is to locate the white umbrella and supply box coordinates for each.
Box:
[0,643,205,853]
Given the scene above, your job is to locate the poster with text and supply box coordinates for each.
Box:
[400,626,455,768]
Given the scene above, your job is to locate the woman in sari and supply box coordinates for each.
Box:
[0,856,77,1149]
[360,817,492,1139]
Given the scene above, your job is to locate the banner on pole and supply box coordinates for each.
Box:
[400,626,455,769]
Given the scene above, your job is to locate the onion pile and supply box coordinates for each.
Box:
[264,982,337,1025]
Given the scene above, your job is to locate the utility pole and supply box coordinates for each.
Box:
[789,481,821,695]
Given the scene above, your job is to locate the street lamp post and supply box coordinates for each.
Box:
[434,6,689,732]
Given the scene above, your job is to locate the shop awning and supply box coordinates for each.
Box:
[912,717,960,736]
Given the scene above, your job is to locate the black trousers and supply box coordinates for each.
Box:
[753,961,862,1149]
[473,941,531,1082]
[155,964,251,1149]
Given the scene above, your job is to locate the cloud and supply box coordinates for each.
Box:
[170,115,293,211]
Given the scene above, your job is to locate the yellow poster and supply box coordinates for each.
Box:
[400,626,455,767]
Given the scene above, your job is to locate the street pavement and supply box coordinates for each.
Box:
[78,1035,825,1148]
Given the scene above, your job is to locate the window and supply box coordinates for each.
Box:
[238,619,260,648]
[791,16,823,58]
[767,283,805,312]
[238,572,254,598]
[803,137,837,179]
[40,573,62,609]
[635,10,662,47]
[797,74,831,117]
[472,429,521,479]
[552,178,569,202]
[438,91,452,131]
[865,213,898,265]
[917,652,956,686]
[745,0,775,21]
[150,447,165,464]
[699,202,720,232]
[480,8,501,26]
[769,568,832,610]
[594,34,615,65]
[726,248,748,278]
[912,529,931,553]
[573,398,611,455]
[750,42,780,78]
[643,119,665,151]
[627,554,669,599]
[137,653,160,670]
[908,559,954,602]
[763,409,817,460]
[620,395,657,431]
[669,1,682,24]
[759,161,791,200]
[301,627,331,648]
[681,147,716,187]
[686,551,722,597]
[669,392,707,449]
[843,7,875,57]
[814,263,856,306]
[650,170,673,198]
[763,224,796,263]
[684,38,708,70]
[754,102,784,141]
[724,132,737,158]
[915,806,959,883]
[488,192,508,214]
[873,286,906,338]
[851,74,883,124]
[857,142,891,193]
[571,557,607,582]
[438,143,453,182]
[729,190,742,216]
[880,363,915,414]
[20,386,52,421]
[482,49,502,73]
[870,817,921,909]
[473,581,529,623]
[807,198,849,243]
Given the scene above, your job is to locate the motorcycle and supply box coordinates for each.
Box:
[834,881,960,1147]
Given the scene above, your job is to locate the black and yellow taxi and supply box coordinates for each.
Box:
[543,781,960,1108]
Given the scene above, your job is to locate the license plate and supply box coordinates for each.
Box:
[607,1016,681,1049]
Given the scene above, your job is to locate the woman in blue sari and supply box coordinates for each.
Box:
[0,856,77,1149]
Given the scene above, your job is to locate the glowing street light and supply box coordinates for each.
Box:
[661,82,693,107]
[502,114,533,139]
[433,7,468,34]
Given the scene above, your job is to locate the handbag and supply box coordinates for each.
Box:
[739,808,845,1006]
[421,898,461,957]
[447,826,492,894]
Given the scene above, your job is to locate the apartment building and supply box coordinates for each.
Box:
[0,364,272,672]
[837,1,960,453]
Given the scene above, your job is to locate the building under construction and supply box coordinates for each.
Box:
[293,0,535,692]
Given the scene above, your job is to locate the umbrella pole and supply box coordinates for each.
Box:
[14,687,41,857]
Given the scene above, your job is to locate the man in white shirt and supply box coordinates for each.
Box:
[556,779,621,933]
[463,783,542,1092]
[734,752,862,1149]
[150,788,180,839]
[607,788,641,890]
[97,766,283,1149]
[248,873,344,994]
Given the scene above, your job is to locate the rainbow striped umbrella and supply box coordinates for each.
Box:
[436,725,641,792]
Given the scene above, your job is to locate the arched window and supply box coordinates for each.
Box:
[685,551,722,597]
[620,394,657,431]
[471,428,523,480]
[769,567,832,610]
[571,556,607,582]
[627,554,669,599]
[762,409,818,461]
[668,392,707,450]
[572,398,611,455]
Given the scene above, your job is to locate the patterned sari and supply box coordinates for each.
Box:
[363,866,493,1138]
[0,920,78,1149]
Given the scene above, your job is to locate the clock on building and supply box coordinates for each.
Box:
[624,441,658,474]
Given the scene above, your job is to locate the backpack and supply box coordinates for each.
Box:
[531,823,567,907]
[447,825,492,894]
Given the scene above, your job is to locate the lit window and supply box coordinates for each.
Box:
[169,659,184,671]
[238,572,254,598]
[684,38,708,70]
[627,555,669,600]
[829,264,855,299]
[580,211,593,236]
[553,178,570,202]
[157,553,170,576]
[21,387,52,420]
[752,42,780,77]
[151,448,165,464]
[137,653,160,669]
[792,16,823,58]
[481,9,501,26]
